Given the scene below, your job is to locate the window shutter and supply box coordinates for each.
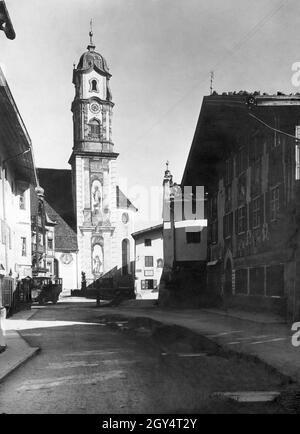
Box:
[235,209,239,234]
[279,183,284,211]
[154,280,158,289]
[230,212,233,235]
[207,224,212,244]
[265,191,270,222]
[248,201,253,230]
[260,195,264,226]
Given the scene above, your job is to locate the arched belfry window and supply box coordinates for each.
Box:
[88,118,101,139]
[90,78,99,93]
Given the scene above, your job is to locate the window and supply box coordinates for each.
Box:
[48,238,53,250]
[225,158,233,185]
[145,256,153,267]
[211,221,218,244]
[122,239,130,275]
[235,268,248,295]
[223,212,233,239]
[252,197,261,228]
[251,158,261,196]
[225,185,232,213]
[88,119,101,138]
[237,206,246,234]
[141,279,157,290]
[19,192,26,210]
[270,186,280,221]
[144,239,152,247]
[266,264,284,297]
[186,231,201,244]
[90,79,99,92]
[47,261,53,274]
[250,267,264,295]
[236,148,248,176]
[21,237,27,257]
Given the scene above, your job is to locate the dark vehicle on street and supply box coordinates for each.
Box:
[31,277,62,305]
[93,276,135,307]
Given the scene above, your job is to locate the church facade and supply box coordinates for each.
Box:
[38,31,137,290]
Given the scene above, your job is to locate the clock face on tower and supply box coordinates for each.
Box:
[90,102,100,114]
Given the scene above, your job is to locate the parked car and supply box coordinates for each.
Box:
[31,277,62,305]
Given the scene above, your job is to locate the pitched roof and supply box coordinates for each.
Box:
[132,224,163,239]
[37,168,76,232]
[43,201,78,252]
[116,186,138,211]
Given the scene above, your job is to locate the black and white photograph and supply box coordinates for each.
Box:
[0,0,300,417]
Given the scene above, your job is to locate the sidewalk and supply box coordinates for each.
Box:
[0,309,39,382]
[99,302,300,384]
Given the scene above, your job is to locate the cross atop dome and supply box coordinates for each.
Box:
[88,19,96,52]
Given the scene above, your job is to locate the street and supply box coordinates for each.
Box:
[0,299,295,414]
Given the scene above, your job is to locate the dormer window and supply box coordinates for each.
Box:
[90,78,99,93]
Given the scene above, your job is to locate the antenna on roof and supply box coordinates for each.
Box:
[210,71,214,95]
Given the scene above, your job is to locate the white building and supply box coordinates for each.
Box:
[132,225,163,299]
[0,67,38,307]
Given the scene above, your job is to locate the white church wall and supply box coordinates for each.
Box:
[82,71,106,100]
[55,251,78,291]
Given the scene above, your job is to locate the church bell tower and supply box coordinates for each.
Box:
[69,25,119,283]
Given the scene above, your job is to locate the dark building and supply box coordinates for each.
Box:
[182,92,300,321]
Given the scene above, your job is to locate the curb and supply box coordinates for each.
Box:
[0,339,40,383]
[0,308,40,382]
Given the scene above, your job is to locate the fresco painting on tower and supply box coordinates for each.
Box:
[39,28,137,291]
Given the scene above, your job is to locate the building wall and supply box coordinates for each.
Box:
[0,165,32,284]
[207,121,297,316]
[163,224,207,266]
[175,227,207,262]
[134,231,163,299]
[55,251,78,291]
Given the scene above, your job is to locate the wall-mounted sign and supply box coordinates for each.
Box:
[144,270,154,277]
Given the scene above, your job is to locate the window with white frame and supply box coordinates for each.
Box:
[237,206,246,234]
[21,237,27,257]
[145,256,154,267]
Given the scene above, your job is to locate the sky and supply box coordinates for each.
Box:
[0,0,298,229]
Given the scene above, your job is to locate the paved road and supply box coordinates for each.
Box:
[0,300,291,414]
